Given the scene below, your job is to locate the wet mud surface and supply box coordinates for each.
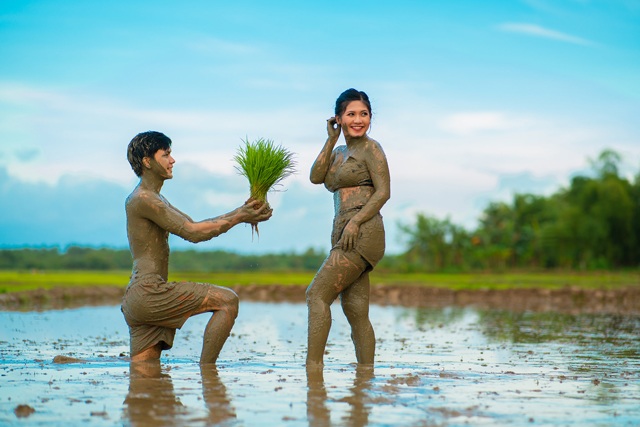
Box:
[2,301,639,426]
[2,284,639,314]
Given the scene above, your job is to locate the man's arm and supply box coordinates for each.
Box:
[180,208,246,242]
[162,195,194,222]
[135,192,271,243]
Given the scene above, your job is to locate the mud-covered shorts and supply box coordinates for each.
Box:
[121,274,210,356]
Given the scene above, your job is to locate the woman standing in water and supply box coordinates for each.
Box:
[306,88,391,368]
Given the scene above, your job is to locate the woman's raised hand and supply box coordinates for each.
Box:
[326,117,341,140]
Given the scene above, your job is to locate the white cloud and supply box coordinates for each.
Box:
[0,82,324,185]
[2,81,639,253]
[0,83,71,106]
[438,111,537,135]
[497,23,595,46]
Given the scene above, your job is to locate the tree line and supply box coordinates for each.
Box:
[1,149,638,272]
[0,246,327,272]
[397,149,640,271]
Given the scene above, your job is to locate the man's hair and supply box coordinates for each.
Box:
[127,131,172,177]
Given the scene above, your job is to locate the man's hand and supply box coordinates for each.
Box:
[241,199,273,224]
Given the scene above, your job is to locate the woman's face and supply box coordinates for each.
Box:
[336,100,371,138]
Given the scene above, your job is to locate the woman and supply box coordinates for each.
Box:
[306,88,391,367]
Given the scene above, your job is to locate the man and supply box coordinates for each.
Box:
[121,131,272,364]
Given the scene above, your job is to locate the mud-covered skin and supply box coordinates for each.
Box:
[306,99,391,367]
[122,142,272,364]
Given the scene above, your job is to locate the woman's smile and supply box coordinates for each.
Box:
[338,100,371,138]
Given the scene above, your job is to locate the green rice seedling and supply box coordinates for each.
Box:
[234,137,296,237]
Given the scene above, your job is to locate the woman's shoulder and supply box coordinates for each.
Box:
[364,137,386,154]
[365,136,382,146]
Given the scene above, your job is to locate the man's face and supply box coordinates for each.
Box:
[146,148,175,179]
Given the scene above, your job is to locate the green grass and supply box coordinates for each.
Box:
[0,270,132,293]
[1,270,638,294]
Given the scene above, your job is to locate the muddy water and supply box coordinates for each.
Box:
[1,302,639,426]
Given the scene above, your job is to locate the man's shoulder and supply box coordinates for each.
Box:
[126,187,162,210]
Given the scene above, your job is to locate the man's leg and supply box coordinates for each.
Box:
[131,343,163,362]
[194,286,239,364]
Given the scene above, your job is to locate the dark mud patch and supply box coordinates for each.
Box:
[1,283,638,314]
[13,404,35,418]
[53,355,87,364]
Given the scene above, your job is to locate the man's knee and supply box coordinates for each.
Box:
[217,288,239,318]
[225,290,239,319]
[202,287,239,318]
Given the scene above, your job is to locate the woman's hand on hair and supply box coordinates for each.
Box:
[326,117,341,141]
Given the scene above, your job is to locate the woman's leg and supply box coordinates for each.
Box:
[341,272,375,364]
[306,250,367,366]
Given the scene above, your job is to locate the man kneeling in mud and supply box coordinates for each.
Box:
[121,131,272,364]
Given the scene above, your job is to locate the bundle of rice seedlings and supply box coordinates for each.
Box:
[234,137,296,237]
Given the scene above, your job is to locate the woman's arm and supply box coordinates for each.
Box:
[310,117,341,184]
[350,140,391,225]
[338,140,391,251]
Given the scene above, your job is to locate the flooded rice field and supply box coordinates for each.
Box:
[1,301,639,426]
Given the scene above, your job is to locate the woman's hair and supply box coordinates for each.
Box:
[127,131,172,177]
[334,88,372,117]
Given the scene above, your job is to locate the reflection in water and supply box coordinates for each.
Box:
[200,365,237,425]
[397,306,640,412]
[477,310,640,348]
[123,361,236,426]
[306,366,374,427]
[407,306,640,358]
[124,360,187,426]
[343,366,374,427]
[306,368,329,427]
[407,306,468,329]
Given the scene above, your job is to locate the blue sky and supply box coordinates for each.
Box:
[1,0,639,255]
